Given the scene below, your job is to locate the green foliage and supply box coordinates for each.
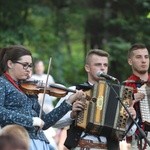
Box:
[105,38,131,81]
[0,0,150,86]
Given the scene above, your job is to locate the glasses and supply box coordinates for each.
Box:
[15,61,33,70]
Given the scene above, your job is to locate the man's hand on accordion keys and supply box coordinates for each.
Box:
[133,92,145,104]
[67,90,86,119]
[71,100,86,119]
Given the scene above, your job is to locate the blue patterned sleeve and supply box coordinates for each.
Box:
[29,95,72,130]
[41,101,72,130]
[0,80,33,127]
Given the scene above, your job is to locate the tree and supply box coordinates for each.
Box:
[0,0,149,84]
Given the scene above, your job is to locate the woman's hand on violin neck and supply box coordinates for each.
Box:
[32,117,45,129]
[71,100,85,119]
[67,90,86,104]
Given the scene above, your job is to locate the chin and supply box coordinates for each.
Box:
[139,70,147,74]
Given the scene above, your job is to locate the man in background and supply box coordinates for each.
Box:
[125,43,150,149]
[31,60,56,113]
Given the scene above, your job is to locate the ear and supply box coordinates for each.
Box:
[7,60,13,69]
[128,58,132,66]
[85,64,90,73]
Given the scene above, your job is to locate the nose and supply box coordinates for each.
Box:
[26,70,32,79]
[25,68,32,75]
[141,57,147,62]
[100,64,107,71]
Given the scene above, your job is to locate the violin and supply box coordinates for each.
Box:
[19,80,76,98]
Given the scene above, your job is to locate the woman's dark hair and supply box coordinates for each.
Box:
[0,45,32,75]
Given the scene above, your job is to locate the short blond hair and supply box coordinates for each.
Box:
[85,49,109,64]
[0,124,30,150]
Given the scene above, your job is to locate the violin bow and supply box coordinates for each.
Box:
[39,57,52,119]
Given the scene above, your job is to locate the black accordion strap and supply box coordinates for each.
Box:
[75,82,92,90]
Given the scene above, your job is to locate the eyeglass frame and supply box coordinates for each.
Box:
[14,61,33,70]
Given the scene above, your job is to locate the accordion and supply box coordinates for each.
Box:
[76,80,133,140]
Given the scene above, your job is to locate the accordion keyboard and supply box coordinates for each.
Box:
[138,84,150,124]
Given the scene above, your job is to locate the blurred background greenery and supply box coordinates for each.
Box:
[0,0,150,86]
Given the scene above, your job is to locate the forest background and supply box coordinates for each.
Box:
[0,0,150,86]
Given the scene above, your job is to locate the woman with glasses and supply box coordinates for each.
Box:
[0,45,85,150]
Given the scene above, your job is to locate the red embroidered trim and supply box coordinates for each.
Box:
[4,72,22,92]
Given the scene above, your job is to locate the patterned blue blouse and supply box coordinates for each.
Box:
[0,75,72,143]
